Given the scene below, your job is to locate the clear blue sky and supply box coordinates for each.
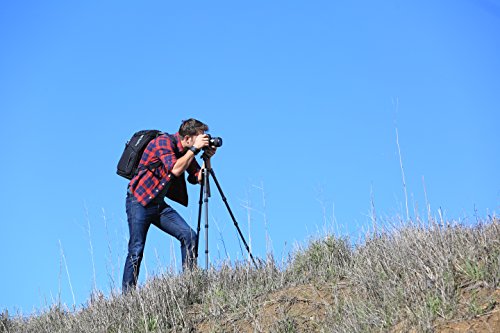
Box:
[1,0,499,314]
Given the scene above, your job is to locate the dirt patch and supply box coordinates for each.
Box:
[195,285,500,332]
[250,283,338,332]
[437,309,499,333]
[196,282,346,332]
[436,289,500,333]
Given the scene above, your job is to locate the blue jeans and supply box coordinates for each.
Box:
[122,193,198,293]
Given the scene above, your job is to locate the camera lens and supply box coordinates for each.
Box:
[209,136,223,147]
[205,134,223,148]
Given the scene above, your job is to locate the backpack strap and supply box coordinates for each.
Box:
[136,133,177,179]
[138,160,163,173]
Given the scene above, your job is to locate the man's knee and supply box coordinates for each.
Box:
[182,228,198,247]
[127,245,145,264]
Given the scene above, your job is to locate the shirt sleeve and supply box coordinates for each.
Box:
[155,136,177,175]
[186,159,202,184]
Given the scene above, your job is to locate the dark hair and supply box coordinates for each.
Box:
[178,118,209,137]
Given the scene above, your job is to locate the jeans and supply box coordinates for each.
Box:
[122,193,198,293]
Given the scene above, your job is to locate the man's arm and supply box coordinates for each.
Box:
[171,150,197,177]
[171,134,209,177]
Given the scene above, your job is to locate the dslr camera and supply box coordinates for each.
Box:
[207,134,223,148]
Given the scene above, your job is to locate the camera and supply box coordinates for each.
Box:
[207,134,223,148]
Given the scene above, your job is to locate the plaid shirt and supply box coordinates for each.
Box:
[129,132,201,206]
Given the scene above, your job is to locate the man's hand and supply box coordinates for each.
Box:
[197,146,217,183]
[193,134,210,150]
[203,146,217,159]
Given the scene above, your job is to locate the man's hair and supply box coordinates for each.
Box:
[178,118,209,137]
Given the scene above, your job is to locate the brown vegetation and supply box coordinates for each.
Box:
[1,217,498,332]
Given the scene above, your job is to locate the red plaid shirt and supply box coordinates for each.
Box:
[128,132,201,206]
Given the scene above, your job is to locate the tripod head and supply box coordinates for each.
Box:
[201,152,211,162]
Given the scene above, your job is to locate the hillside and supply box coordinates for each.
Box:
[2,217,499,332]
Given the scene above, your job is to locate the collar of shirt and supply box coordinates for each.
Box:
[173,132,185,153]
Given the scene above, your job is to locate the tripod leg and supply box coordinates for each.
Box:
[203,169,210,270]
[195,171,205,260]
[208,168,258,268]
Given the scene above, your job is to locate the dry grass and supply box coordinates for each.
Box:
[2,217,499,332]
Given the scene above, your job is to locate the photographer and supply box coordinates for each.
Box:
[122,118,216,293]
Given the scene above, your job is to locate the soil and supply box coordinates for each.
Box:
[195,284,499,332]
[435,289,500,333]
[195,283,340,332]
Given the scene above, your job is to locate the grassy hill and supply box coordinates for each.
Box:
[2,217,499,332]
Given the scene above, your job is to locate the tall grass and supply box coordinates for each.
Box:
[2,217,498,332]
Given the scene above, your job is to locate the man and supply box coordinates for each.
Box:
[122,118,216,293]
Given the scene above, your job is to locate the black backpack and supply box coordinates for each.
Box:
[116,130,163,180]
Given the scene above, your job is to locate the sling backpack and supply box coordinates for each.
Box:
[116,130,163,179]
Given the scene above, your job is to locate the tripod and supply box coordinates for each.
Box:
[194,156,258,269]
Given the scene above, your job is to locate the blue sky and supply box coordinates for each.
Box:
[1,0,499,314]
